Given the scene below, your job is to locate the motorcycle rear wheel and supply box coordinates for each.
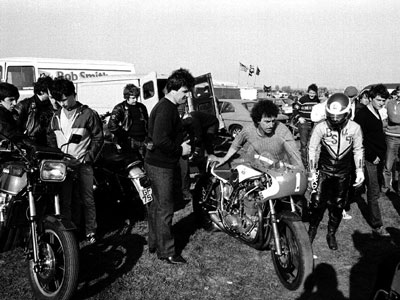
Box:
[27,221,79,300]
[271,218,313,291]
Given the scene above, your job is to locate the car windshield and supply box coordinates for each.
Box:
[242,102,254,112]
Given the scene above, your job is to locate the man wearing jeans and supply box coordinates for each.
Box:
[145,69,193,264]
[292,83,319,168]
[354,84,390,238]
[383,87,400,193]
[48,78,104,244]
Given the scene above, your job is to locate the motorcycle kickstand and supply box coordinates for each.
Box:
[268,199,282,256]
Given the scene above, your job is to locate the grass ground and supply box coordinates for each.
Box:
[1,190,400,300]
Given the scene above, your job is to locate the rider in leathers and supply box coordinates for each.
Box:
[307,93,364,250]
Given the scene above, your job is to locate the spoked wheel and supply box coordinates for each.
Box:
[271,219,313,291]
[27,221,79,300]
[229,125,242,138]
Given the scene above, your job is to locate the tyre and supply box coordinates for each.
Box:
[271,218,313,291]
[28,221,79,300]
[229,125,242,138]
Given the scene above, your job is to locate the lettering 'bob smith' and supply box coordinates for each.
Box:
[56,71,108,80]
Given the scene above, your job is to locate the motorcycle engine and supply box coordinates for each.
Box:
[223,180,263,239]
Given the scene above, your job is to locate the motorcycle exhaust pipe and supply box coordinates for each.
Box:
[208,211,225,231]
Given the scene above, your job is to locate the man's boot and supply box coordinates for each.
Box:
[308,225,318,243]
[326,228,338,250]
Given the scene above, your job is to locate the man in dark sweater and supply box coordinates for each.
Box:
[145,68,194,264]
[292,83,319,168]
[354,84,390,238]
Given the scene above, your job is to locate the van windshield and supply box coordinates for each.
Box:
[7,66,35,90]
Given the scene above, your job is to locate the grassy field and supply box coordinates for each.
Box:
[1,189,400,300]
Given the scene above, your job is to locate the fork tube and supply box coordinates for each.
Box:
[268,199,282,255]
[28,189,40,263]
[54,194,61,216]
[290,196,296,212]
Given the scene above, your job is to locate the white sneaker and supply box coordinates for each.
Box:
[342,210,352,220]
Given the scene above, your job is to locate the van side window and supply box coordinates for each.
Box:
[142,81,155,100]
[7,66,35,90]
[0,66,2,80]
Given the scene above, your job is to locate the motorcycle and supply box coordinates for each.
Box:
[0,135,79,300]
[193,152,313,291]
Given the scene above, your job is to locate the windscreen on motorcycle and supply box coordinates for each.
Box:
[249,151,307,198]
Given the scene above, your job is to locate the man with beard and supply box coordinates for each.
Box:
[209,99,303,169]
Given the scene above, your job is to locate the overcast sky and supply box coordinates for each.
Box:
[1,0,399,90]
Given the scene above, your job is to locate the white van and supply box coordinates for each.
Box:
[74,71,225,129]
[0,57,135,100]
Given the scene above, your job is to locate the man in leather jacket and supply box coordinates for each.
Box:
[15,76,58,146]
[307,93,364,250]
[0,82,22,142]
[108,84,148,157]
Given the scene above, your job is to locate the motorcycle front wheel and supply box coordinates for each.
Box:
[271,218,313,291]
[27,221,80,300]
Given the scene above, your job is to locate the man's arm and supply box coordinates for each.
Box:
[85,111,104,163]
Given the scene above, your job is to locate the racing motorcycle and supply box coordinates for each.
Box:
[193,152,313,291]
[0,135,79,300]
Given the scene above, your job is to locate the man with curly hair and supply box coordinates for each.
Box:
[210,99,303,168]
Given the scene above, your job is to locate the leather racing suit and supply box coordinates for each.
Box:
[308,119,364,233]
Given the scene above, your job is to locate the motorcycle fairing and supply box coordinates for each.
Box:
[235,165,263,183]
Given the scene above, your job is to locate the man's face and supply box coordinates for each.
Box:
[1,97,17,111]
[173,86,190,105]
[39,91,50,101]
[308,90,317,99]
[259,115,277,135]
[56,94,76,110]
[371,95,386,110]
[126,95,138,105]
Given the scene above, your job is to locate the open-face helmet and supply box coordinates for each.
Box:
[325,93,351,130]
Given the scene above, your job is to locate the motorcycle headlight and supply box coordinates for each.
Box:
[40,160,67,182]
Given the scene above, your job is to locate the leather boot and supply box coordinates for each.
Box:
[308,226,317,243]
[326,230,338,250]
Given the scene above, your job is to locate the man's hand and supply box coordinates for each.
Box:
[298,117,306,124]
[353,170,365,187]
[208,154,226,168]
[181,140,191,156]
[373,156,380,165]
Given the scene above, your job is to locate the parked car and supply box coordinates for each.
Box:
[359,83,400,96]
[218,99,289,137]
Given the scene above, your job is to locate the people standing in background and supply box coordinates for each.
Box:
[382,87,400,194]
[48,78,104,244]
[15,76,58,146]
[354,84,390,238]
[145,68,194,264]
[307,93,364,250]
[108,84,148,157]
[292,83,319,168]
[310,91,329,123]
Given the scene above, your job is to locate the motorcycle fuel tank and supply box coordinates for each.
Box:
[0,165,27,196]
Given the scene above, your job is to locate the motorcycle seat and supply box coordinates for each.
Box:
[97,152,141,172]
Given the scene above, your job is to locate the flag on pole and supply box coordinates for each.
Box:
[239,62,249,72]
[248,65,255,76]
[256,67,260,76]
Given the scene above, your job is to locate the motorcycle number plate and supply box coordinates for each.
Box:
[140,187,153,204]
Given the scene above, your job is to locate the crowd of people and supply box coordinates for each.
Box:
[1,71,399,265]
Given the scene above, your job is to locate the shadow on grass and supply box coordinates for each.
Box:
[173,211,199,255]
[296,263,347,300]
[74,225,146,299]
[349,230,400,300]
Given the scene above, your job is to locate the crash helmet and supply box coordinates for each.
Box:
[325,93,351,130]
